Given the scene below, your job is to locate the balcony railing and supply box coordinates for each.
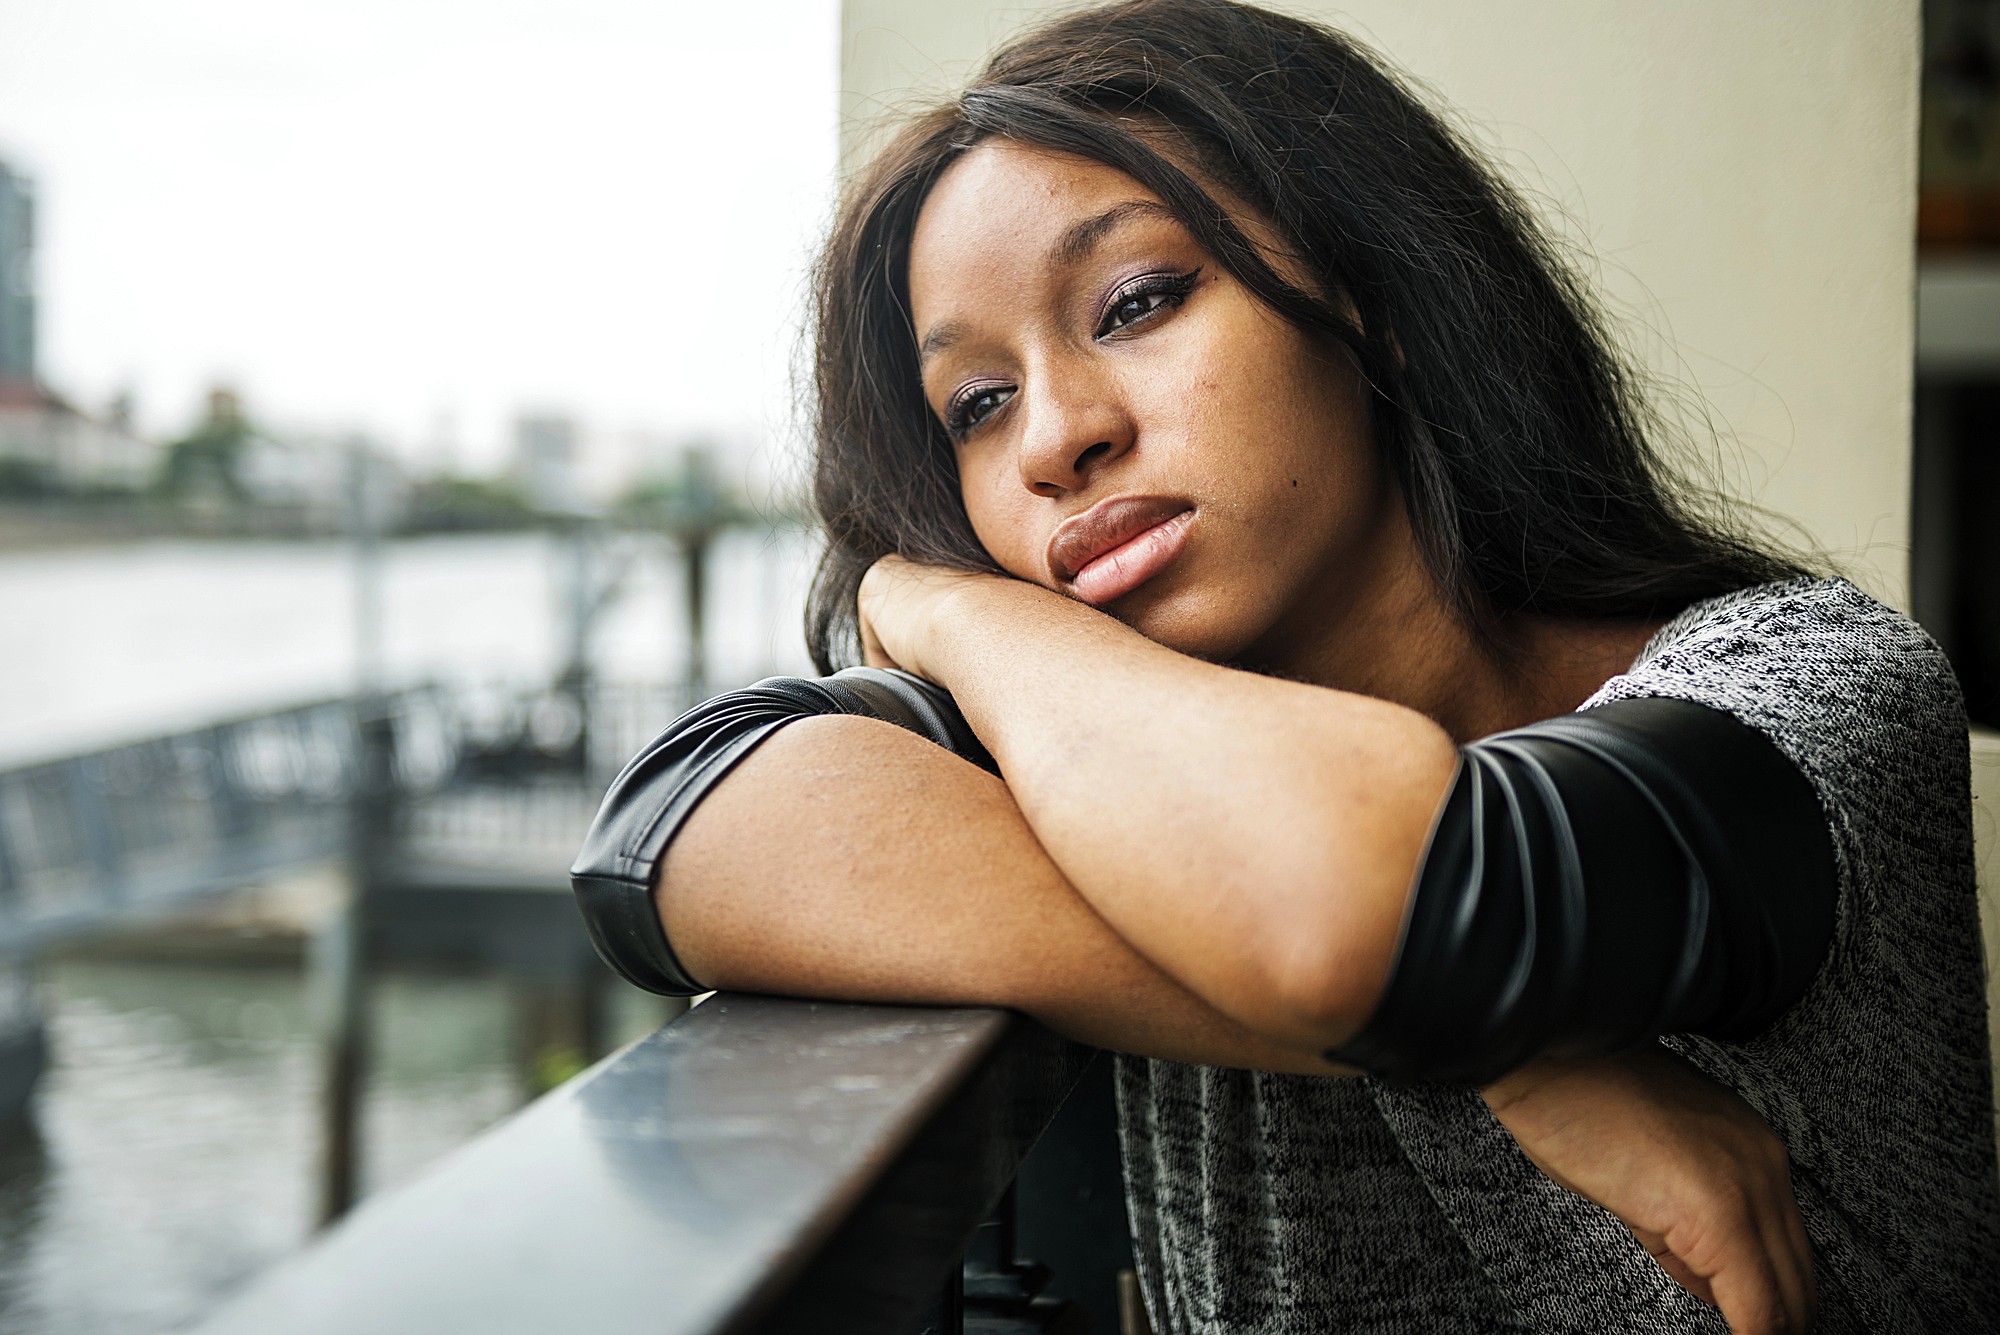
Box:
[186,993,1138,1335]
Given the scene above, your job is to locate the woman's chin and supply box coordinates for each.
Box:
[1109,584,1267,663]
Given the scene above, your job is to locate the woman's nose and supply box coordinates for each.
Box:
[1014,376,1135,497]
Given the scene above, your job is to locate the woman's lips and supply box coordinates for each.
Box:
[1048,496,1196,607]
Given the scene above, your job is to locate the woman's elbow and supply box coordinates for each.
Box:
[1213,758,1451,1052]
[1237,901,1403,1053]
[1170,848,1411,1054]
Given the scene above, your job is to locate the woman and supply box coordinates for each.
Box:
[572,2,2000,1331]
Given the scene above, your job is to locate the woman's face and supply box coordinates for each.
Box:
[906,138,1406,666]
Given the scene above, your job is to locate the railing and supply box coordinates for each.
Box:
[0,696,363,952]
[186,994,1137,1335]
[0,679,714,954]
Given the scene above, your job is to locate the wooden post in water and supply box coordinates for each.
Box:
[0,957,47,1128]
[512,958,610,1099]
[314,703,394,1227]
[681,530,709,704]
[315,444,392,1227]
[659,445,727,708]
[309,865,365,1226]
[555,519,596,774]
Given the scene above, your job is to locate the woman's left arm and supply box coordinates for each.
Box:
[1482,1049,1817,1335]
[860,560,1457,1053]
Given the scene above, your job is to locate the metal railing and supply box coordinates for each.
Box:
[0,679,718,955]
[0,696,363,952]
[188,994,1137,1335]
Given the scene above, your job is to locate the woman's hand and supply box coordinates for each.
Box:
[855,555,1018,680]
[1483,1046,1815,1335]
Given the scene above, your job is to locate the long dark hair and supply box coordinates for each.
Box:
[805,0,1802,673]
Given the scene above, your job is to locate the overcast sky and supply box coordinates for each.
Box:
[0,0,840,487]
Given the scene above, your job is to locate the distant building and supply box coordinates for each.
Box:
[513,413,581,513]
[0,380,156,493]
[0,161,32,384]
[0,157,155,494]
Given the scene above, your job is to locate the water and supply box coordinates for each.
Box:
[0,955,668,1334]
[0,529,814,1331]
[0,528,818,767]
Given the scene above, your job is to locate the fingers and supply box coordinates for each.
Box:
[1707,1255,1788,1335]
[855,554,985,676]
[1649,1248,1714,1307]
[1489,1046,1817,1334]
[1722,1138,1814,1332]
[1668,1192,1813,1335]
[1755,1167,1817,1332]
[1672,1185,1783,1333]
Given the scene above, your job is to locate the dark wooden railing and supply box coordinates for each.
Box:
[186,994,1138,1335]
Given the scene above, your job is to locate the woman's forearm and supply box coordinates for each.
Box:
[907,577,1458,1050]
[657,712,1340,1073]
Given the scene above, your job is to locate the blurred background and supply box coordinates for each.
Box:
[0,0,1992,1331]
[0,2,834,1331]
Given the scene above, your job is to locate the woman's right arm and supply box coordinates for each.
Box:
[657,711,1331,1072]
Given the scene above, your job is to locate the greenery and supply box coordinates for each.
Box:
[0,456,57,499]
[613,449,769,536]
[402,474,535,533]
[157,415,253,503]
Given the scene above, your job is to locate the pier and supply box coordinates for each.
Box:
[0,680,680,1204]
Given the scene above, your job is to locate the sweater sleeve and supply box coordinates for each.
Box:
[1329,695,1837,1085]
[567,669,995,995]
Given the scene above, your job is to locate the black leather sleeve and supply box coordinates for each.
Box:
[568,669,995,995]
[1329,696,1838,1085]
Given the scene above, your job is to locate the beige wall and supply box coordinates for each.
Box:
[1976,735,2000,1081]
[841,0,1921,608]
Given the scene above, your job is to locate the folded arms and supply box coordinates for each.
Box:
[571,669,1835,1083]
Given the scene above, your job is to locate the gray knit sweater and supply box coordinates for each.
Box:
[1115,578,2000,1333]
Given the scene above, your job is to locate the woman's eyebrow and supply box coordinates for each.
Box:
[1051,199,1179,267]
[918,319,968,367]
[916,199,1180,367]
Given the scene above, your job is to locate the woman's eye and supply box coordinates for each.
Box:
[947,384,1014,435]
[1107,292,1169,329]
[1096,268,1201,338]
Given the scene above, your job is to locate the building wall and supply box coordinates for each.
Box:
[0,162,34,384]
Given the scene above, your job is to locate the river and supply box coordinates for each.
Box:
[0,528,818,766]
[0,529,816,1332]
